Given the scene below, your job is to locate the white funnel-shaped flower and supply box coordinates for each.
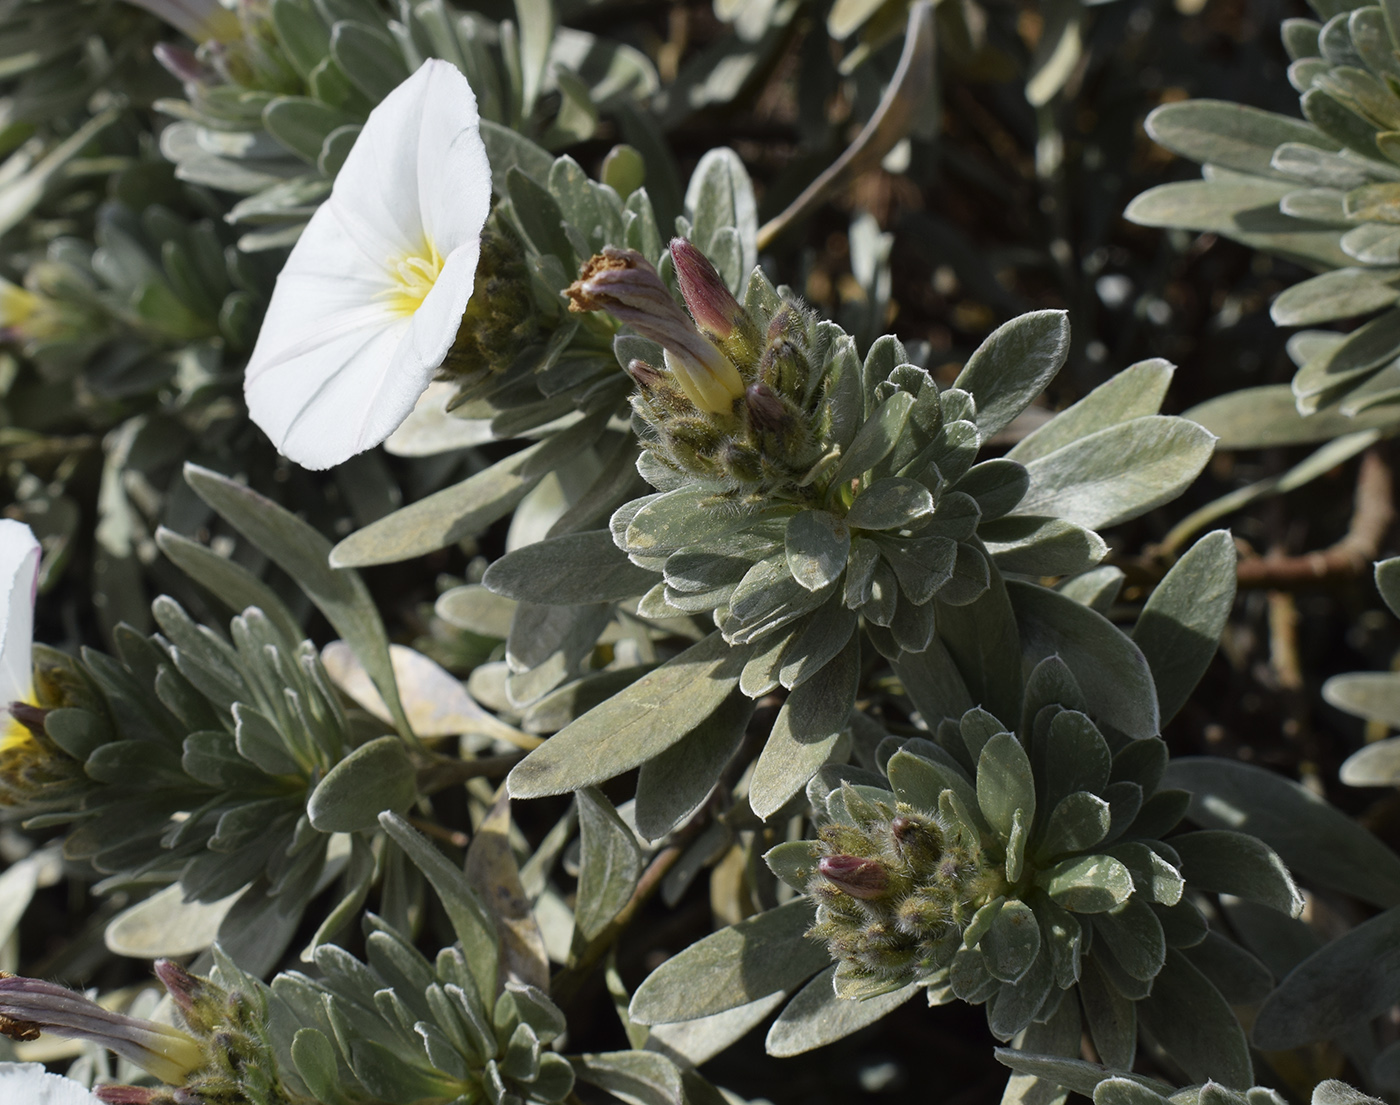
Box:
[244,59,492,471]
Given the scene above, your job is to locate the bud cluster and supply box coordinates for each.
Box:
[440,226,547,393]
[568,239,827,499]
[767,663,1301,1054]
[803,786,1005,993]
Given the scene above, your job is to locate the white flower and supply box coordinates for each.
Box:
[0,519,39,753]
[0,1063,101,1105]
[243,59,492,471]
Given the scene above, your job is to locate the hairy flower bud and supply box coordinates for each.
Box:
[818,855,890,899]
[567,247,744,415]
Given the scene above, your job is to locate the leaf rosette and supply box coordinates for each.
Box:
[1128,3,1400,427]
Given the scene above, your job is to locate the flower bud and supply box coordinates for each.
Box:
[626,358,666,389]
[153,43,207,87]
[818,854,890,900]
[745,383,791,435]
[670,238,741,339]
[567,248,744,415]
[95,1088,158,1105]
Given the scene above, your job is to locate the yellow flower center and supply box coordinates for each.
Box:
[382,239,445,317]
[0,280,39,331]
[0,701,35,754]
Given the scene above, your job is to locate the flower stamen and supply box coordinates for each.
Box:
[382,240,446,317]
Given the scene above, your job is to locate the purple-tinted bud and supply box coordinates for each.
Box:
[153,43,206,86]
[96,1087,159,1105]
[7,701,47,739]
[670,237,743,341]
[154,959,199,1019]
[818,854,889,900]
[745,383,791,434]
[626,358,665,388]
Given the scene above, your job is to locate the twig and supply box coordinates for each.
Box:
[415,751,526,795]
[549,841,687,1007]
[1236,448,1395,589]
[407,816,470,850]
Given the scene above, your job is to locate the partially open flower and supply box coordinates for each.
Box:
[243,59,492,470]
[0,977,205,1086]
[566,246,744,415]
[0,1062,101,1105]
[119,0,239,42]
[0,520,40,755]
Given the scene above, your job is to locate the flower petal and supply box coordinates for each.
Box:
[243,58,492,471]
[0,520,39,706]
[0,1063,101,1105]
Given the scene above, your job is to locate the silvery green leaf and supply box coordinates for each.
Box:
[888,748,986,830]
[1183,930,1274,1004]
[960,707,1009,764]
[1123,178,1351,269]
[508,633,749,798]
[982,900,1041,983]
[1032,890,1084,990]
[263,96,358,163]
[571,1051,683,1105]
[764,840,823,893]
[1017,416,1215,531]
[1271,266,1400,325]
[765,965,918,1057]
[574,788,644,941]
[379,812,498,1005]
[684,147,758,285]
[630,898,830,1024]
[1254,903,1400,1048]
[1106,842,1182,906]
[845,477,934,530]
[483,530,658,605]
[1327,671,1400,727]
[1078,956,1137,1068]
[1164,757,1400,906]
[998,997,1082,1105]
[1312,1084,1386,1105]
[952,310,1069,438]
[1038,792,1111,858]
[1279,186,1350,223]
[308,738,414,835]
[750,633,860,819]
[330,19,410,102]
[785,511,851,590]
[938,557,1023,723]
[1339,734,1400,785]
[977,731,1035,844]
[891,639,975,730]
[1011,582,1159,740]
[993,1052,1172,1101]
[1056,567,1124,614]
[957,459,1030,522]
[1009,359,1174,464]
[1185,383,1400,447]
[829,391,916,486]
[291,1028,344,1105]
[184,464,409,738]
[980,515,1108,576]
[1139,950,1252,1088]
[986,944,1053,1040]
[779,605,857,690]
[1293,306,1400,399]
[1132,530,1236,726]
[1092,897,1166,982]
[1170,830,1303,916]
[1044,711,1112,810]
[1039,855,1134,912]
[1145,100,1338,176]
[1093,1079,1172,1105]
[331,446,543,566]
[633,691,753,840]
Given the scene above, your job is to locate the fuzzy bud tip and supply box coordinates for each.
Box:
[818,854,889,900]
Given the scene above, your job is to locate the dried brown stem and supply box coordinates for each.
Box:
[1235,448,1394,590]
